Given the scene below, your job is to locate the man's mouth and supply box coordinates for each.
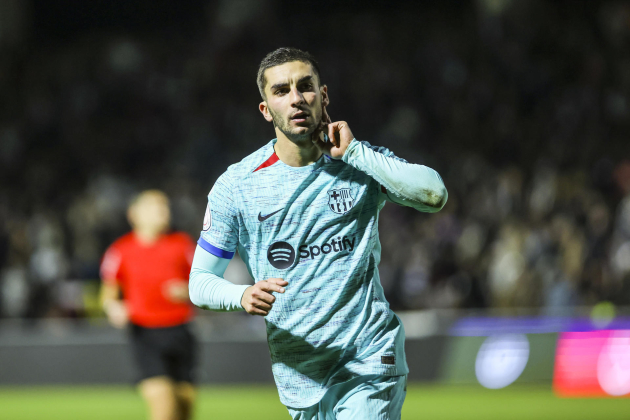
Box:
[290,111,310,123]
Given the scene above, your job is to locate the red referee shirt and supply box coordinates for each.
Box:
[100,232,196,328]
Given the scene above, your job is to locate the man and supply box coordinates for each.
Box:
[101,190,197,420]
[189,48,447,419]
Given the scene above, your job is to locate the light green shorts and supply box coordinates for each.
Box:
[286,374,407,420]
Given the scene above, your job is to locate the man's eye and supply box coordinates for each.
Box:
[275,89,288,96]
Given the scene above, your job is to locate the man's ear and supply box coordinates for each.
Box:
[321,85,329,107]
[259,101,273,122]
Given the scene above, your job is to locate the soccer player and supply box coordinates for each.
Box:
[100,190,197,420]
[189,48,447,419]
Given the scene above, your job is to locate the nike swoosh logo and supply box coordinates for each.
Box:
[258,208,283,222]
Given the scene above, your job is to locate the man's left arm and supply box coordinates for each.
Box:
[313,119,448,213]
[342,140,447,213]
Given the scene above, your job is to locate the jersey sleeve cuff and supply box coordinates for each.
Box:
[197,237,235,259]
[341,139,361,164]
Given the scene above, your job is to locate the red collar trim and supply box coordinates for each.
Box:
[253,152,280,172]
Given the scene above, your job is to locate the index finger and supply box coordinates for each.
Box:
[328,121,343,146]
[266,278,288,286]
[260,278,287,293]
[322,106,332,124]
[312,118,328,144]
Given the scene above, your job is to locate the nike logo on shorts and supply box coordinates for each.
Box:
[258,208,283,222]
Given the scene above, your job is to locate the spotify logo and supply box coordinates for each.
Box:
[267,241,295,269]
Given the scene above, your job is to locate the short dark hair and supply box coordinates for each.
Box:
[257,47,322,98]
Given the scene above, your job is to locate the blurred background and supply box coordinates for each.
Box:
[1,0,630,418]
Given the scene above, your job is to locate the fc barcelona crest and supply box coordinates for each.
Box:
[328,188,354,215]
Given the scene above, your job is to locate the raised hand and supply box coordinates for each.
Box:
[241,278,288,316]
[312,106,355,160]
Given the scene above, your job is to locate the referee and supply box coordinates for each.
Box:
[100,190,197,420]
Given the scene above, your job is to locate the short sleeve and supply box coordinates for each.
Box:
[198,173,239,259]
[100,245,123,286]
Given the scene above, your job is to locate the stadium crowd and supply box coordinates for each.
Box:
[0,0,629,318]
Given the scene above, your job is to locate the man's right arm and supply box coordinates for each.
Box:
[100,245,128,328]
[189,245,288,315]
[193,172,287,315]
[100,282,128,328]
[188,245,249,312]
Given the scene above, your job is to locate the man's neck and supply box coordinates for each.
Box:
[274,130,322,167]
[134,229,162,245]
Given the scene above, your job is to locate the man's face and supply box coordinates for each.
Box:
[260,61,328,141]
[128,193,171,234]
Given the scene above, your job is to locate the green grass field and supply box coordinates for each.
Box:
[1,383,629,419]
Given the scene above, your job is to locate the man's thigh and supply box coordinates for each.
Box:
[129,323,197,383]
[334,375,407,420]
[287,405,319,420]
[286,375,407,420]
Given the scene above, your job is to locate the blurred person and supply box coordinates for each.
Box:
[188,48,447,419]
[26,214,69,318]
[488,223,526,306]
[100,190,196,420]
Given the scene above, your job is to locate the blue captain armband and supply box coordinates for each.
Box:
[197,237,235,259]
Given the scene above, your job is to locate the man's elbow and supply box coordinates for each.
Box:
[188,286,200,307]
[187,274,204,308]
[420,186,448,212]
[189,291,211,311]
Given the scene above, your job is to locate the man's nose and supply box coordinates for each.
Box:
[289,87,304,106]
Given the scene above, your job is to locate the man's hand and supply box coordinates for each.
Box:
[104,300,128,328]
[241,278,288,316]
[312,107,355,160]
[162,279,189,304]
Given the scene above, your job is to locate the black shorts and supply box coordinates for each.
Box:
[129,322,197,384]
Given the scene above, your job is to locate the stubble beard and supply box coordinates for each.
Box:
[269,106,321,144]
